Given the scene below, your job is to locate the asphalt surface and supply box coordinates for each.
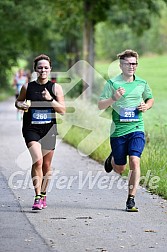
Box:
[0,97,167,252]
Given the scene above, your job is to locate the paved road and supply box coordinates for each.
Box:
[0,97,167,252]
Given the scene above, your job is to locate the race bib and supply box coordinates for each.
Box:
[31,109,52,124]
[120,107,139,122]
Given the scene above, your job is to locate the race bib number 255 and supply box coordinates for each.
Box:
[120,107,139,122]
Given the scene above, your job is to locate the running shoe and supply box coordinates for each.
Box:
[32,197,43,210]
[41,195,47,209]
[126,196,138,212]
[104,152,113,173]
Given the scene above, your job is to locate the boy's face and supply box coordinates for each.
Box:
[120,57,138,77]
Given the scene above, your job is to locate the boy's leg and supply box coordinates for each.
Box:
[126,132,145,211]
[125,156,140,212]
[110,135,127,174]
[128,156,141,196]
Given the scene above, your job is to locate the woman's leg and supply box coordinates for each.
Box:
[28,141,43,196]
[41,149,54,193]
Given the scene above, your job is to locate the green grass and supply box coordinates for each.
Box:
[137,55,167,100]
[96,54,167,100]
[58,54,167,199]
[0,88,14,101]
[140,140,167,197]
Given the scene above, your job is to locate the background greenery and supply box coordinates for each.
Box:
[1,0,167,93]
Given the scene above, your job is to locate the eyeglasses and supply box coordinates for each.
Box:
[122,62,138,67]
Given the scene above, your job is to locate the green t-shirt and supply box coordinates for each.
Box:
[99,74,153,137]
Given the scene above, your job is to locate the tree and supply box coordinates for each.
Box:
[1,0,167,97]
[82,0,111,98]
[82,0,167,99]
[0,0,57,88]
[50,0,167,99]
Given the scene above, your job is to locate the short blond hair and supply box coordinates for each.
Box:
[117,49,139,60]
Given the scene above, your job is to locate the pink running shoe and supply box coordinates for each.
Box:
[32,197,43,210]
[41,196,47,209]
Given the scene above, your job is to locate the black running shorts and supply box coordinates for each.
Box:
[23,123,57,150]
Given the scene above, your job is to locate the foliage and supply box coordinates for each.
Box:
[107,0,163,34]
[1,0,167,94]
[0,87,14,101]
[95,1,167,60]
[0,0,56,87]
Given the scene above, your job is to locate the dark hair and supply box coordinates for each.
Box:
[117,49,139,60]
[33,54,51,71]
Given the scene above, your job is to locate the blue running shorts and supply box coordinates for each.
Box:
[110,131,145,165]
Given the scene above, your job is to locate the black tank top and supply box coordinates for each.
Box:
[23,81,57,130]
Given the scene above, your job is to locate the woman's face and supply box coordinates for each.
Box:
[35,59,51,80]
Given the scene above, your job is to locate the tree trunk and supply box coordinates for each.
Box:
[66,36,80,70]
[82,2,94,99]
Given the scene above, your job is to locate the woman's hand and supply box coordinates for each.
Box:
[42,88,52,101]
[16,101,31,111]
